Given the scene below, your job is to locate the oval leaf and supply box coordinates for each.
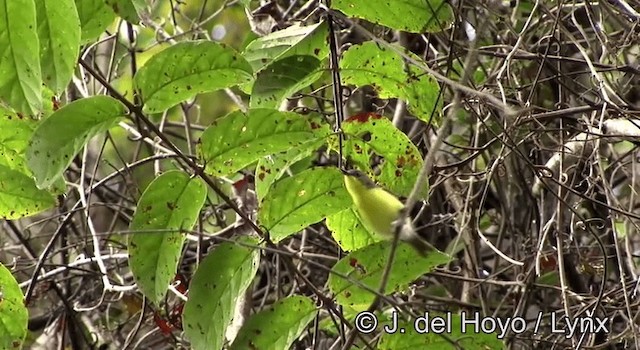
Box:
[75,0,116,44]
[198,109,330,177]
[0,0,42,115]
[0,264,28,349]
[36,0,81,94]
[0,109,36,173]
[183,242,260,350]
[26,96,128,189]
[243,21,328,72]
[230,295,316,350]
[250,55,323,109]
[326,208,383,252]
[332,0,453,33]
[255,144,319,202]
[128,170,207,304]
[339,115,425,197]
[134,40,253,113]
[341,42,442,125]
[328,241,450,313]
[259,167,351,242]
[0,164,55,219]
[0,109,56,218]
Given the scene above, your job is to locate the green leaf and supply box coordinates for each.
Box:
[134,40,253,113]
[105,0,141,23]
[0,0,42,115]
[259,167,352,242]
[255,144,318,202]
[26,95,128,189]
[0,164,55,219]
[326,208,383,252]
[230,295,316,350]
[340,42,442,124]
[250,55,323,109]
[537,271,559,286]
[0,263,28,349]
[75,0,116,44]
[36,0,81,94]
[328,241,450,313]
[131,0,148,12]
[332,0,453,33]
[0,108,56,218]
[0,109,36,173]
[378,316,505,349]
[128,170,207,304]
[243,21,328,72]
[198,109,330,177]
[614,219,627,238]
[339,115,425,197]
[183,242,260,350]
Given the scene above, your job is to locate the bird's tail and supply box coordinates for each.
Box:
[397,217,435,256]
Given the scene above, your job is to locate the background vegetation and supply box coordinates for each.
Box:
[1,0,640,349]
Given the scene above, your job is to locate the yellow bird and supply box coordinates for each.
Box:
[342,169,431,255]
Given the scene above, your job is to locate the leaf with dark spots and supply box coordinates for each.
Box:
[340,42,442,125]
[134,41,252,113]
[198,109,330,177]
[183,242,259,350]
[128,171,207,305]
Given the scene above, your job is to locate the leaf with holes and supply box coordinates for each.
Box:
[229,295,316,350]
[198,109,330,177]
[336,115,425,197]
[259,167,352,242]
[26,96,128,189]
[135,40,253,113]
[0,263,28,349]
[328,241,450,313]
[332,0,453,33]
[75,0,116,44]
[183,242,260,350]
[36,0,81,94]
[250,55,323,109]
[326,208,384,252]
[340,42,442,125]
[0,0,42,115]
[128,170,207,305]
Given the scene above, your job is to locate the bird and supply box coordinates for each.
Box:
[341,168,432,256]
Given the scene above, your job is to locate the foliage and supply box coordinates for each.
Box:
[0,264,27,349]
[1,0,639,349]
[128,170,207,305]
